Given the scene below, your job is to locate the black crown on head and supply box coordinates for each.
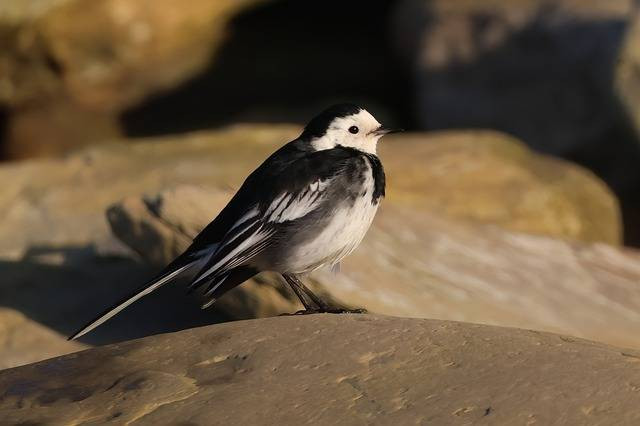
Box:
[301,103,363,140]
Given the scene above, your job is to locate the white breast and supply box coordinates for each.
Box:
[286,163,380,274]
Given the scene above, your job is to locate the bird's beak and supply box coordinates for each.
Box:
[373,126,404,136]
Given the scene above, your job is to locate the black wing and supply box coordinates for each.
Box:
[187,145,369,296]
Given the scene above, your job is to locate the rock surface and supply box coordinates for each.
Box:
[0,125,621,261]
[384,130,620,244]
[0,125,299,260]
[111,186,640,350]
[0,0,265,158]
[616,9,640,146]
[0,308,86,371]
[321,205,640,350]
[1,315,640,425]
[0,126,629,369]
[393,0,633,155]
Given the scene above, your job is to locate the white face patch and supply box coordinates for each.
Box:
[310,109,384,154]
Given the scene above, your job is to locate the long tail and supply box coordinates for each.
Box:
[68,256,200,340]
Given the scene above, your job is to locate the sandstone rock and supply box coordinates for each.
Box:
[0,125,620,262]
[393,0,633,155]
[0,0,266,109]
[612,11,640,246]
[0,125,299,260]
[1,315,640,424]
[0,249,261,362]
[0,307,86,370]
[0,0,266,158]
[106,195,192,267]
[0,127,301,356]
[385,130,621,244]
[105,188,302,320]
[320,204,640,350]
[0,126,630,369]
[110,185,640,349]
[1,99,123,160]
[616,9,640,145]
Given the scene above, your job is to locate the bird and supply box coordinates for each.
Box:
[69,103,399,340]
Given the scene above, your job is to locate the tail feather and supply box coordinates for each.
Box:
[199,267,258,309]
[68,261,196,340]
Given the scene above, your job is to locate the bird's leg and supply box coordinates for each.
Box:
[282,273,319,310]
[281,274,367,315]
[282,273,329,310]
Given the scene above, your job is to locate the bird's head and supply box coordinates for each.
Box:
[301,104,400,154]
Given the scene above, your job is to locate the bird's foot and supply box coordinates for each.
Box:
[281,307,367,316]
[323,307,367,314]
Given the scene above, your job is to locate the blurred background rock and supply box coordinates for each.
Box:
[2,0,640,369]
[2,0,640,244]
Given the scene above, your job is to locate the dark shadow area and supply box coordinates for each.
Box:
[567,116,640,246]
[0,106,6,159]
[121,0,410,136]
[0,246,232,346]
[417,7,627,154]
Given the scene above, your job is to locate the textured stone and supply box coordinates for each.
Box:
[0,126,629,371]
[1,315,640,425]
[393,0,633,155]
[111,185,640,350]
[0,0,266,109]
[0,308,86,370]
[0,0,266,158]
[0,125,299,260]
[616,9,640,145]
[0,125,620,261]
[384,130,621,244]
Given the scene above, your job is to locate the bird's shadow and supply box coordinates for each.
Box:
[0,245,231,346]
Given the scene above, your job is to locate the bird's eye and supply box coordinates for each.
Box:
[348,126,359,134]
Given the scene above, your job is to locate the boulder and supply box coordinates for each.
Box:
[0,248,290,366]
[0,308,86,370]
[616,9,640,144]
[0,125,299,260]
[0,126,631,370]
[613,10,640,246]
[110,186,640,350]
[0,126,621,261]
[392,0,633,155]
[1,315,640,425]
[319,204,640,350]
[384,130,621,244]
[0,0,266,158]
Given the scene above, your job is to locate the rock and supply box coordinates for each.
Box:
[392,0,640,246]
[105,188,301,320]
[0,126,630,368]
[613,12,640,246]
[106,195,193,267]
[1,315,640,424]
[110,185,640,349]
[0,125,620,262]
[0,248,263,359]
[616,9,640,144]
[319,204,640,350]
[0,308,86,370]
[0,125,299,260]
[385,130,621,244]
[1,98,123,160]
[0,0,266,158]
[392,0,633,155]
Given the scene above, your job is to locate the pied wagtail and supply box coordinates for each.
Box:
[70,104,399,340]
